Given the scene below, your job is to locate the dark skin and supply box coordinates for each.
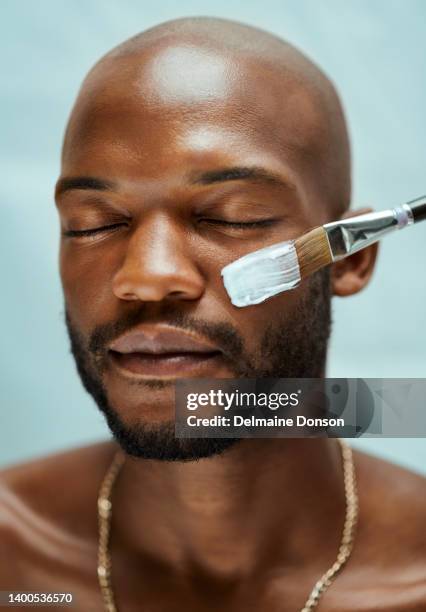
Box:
[1,18,425,612]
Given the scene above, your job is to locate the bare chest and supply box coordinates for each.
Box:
[2,554,425,612]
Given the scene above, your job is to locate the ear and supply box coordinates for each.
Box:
[331,207,379,297]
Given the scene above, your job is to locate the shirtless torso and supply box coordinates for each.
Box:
[0,442,425,612]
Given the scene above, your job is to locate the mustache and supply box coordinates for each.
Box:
[72,306,246,364]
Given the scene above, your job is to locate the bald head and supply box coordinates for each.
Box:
[62,16,351,219]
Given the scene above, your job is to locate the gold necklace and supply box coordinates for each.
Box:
[97,439,358,612]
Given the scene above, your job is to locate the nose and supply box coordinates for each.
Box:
[112,214,205,303]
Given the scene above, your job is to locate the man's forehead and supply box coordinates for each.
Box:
[61,20,350,219]
[64,42,323,164]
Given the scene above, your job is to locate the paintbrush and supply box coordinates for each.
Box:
[221,195,426,307]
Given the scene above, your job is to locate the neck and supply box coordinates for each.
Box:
[111,438,346,580]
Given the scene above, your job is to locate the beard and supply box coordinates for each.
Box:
[65,269,331,462]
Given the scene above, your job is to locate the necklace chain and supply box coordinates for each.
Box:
[97,439,358,612]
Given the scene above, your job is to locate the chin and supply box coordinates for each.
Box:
[104,409,240,462]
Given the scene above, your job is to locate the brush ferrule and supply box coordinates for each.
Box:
[324,205,414,260]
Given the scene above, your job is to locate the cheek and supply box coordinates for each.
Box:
[232,284,307,353]
[60,241,119,330]
[194,242,270,342]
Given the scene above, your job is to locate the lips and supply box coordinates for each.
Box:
[107,324,222,378]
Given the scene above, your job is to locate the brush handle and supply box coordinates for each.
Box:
[323,201,419,261]
[407,195,426,222]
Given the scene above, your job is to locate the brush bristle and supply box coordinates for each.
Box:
[295,227,332,278]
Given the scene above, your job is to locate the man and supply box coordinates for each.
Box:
[1,17,425,612]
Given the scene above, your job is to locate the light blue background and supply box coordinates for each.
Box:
[1,0,425,473]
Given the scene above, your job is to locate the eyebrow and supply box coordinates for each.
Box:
[55,165,295,198]
[191,166,296,190]
[55,176,116,197]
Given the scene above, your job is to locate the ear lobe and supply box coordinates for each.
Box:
[330,207,379,297]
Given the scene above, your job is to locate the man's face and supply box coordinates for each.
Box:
[56,45,332,459]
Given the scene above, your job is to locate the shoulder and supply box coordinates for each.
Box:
[0,441,116,586]
[337,449,426,610]
[354,448,426,531]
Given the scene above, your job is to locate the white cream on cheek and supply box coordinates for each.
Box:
[221,239,301,307]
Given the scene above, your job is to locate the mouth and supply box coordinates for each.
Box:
[109,350,222,378]
[107,324,223,380]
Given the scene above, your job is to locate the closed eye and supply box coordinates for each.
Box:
[62,223,127,238]
[62,218,279,238]
[199,218,278,229]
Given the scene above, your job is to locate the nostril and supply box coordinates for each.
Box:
[121,292,140,301]
[168,290,187,298]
